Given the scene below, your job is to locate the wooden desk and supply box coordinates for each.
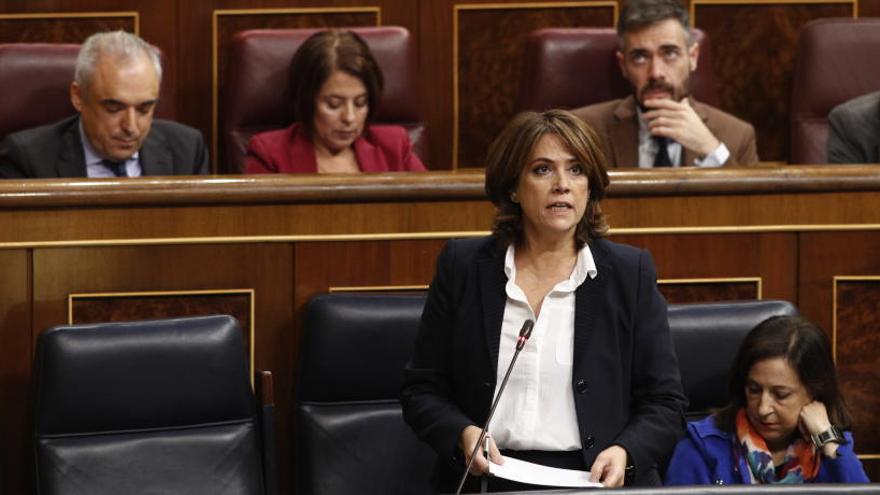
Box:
[1,166,879,493]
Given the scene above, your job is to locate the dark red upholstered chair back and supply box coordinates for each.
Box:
[222,27,425,173]
[519,28,718,112]
[0,42,175,141]
[790,18,880,164]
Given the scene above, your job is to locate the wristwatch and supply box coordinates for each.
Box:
[811,425,847,448]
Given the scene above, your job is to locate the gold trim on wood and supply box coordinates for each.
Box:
[328,284,429,293]
[832,275,880,362]
[451,1,618,170]
[658,276,763,299]
[4,221,880,249]
[0,11,140,35]
[68,288,256,384]
[690,0,857,23]
[211,6,382,173]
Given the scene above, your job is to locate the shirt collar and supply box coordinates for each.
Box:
[503,242,598,292]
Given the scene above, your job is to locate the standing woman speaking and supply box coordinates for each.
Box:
[402,110,687,492]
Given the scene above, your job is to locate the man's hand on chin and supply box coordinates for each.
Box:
[642,98,720,157]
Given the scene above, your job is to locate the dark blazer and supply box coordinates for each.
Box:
[0,115,208,178]
[401,236,687,490]
[244,122,426,174]
[827,91,880,164]
[572,96,758,167]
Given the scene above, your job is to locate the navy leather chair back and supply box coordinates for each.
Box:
[297,293,435,495]
[33,315,267,495]
[669,299,798,419]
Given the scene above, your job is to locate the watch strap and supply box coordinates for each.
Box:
[811,425,847,448]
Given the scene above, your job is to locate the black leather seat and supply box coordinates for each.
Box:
[33,315,275,495]
[669,300,798,419]
[297,293,436,495]
[297,294,799,492]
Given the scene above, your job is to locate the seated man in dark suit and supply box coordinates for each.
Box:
[0,30,208,178]
[827,91,880,163]
[572,0,758,168]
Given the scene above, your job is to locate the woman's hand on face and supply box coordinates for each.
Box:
[459,425,504,475]
[588,445,628,487]
[799,400,832,437]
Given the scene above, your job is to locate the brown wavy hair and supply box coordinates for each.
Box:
[484,109,610,249]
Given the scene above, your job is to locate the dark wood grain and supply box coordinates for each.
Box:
[695,3,853,162]
[659,281,758,304]
[0,16,133,43]
[835,280,880,454]
[72,291,253,356]
[456,4,614,168]
[0,250,33,495]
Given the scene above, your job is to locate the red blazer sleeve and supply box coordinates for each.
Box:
[244,132,278,174]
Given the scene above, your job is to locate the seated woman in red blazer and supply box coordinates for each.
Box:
[245,30,426,174]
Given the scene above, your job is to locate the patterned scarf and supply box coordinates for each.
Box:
[735,408,820,484]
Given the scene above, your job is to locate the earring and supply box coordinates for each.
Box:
[510,192,518,203]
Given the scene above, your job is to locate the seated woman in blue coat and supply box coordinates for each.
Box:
[665,315,869,485]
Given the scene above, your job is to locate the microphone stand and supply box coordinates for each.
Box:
[454,319,534,495]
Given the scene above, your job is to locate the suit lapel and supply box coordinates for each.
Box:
[682,98,710,167]
[57,117,88,178]
[139,127,173,176]
[572,240,609,375]
[478,243,507,373]
[352,133,387,172]
[610,97,639,168]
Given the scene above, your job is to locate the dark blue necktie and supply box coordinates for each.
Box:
[653,136,673,167]
[102,159,127,177]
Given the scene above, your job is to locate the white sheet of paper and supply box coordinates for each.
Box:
[488,455,603,488]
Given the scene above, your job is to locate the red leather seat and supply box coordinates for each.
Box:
[519,27,719,112]
[790,18,880,164]
[222,27,425,173]
[0,43,175,141]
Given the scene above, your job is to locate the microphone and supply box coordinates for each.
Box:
[455,319,534,495]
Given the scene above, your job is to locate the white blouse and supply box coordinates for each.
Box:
[490,243,597,451]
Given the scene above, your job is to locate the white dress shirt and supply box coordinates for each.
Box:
[490,243,597,451]
[636,108,729,168]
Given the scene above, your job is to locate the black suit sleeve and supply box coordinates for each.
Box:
[828,106,868,164]
[613,249,687,477]
[401,241,474,462]
[0,135,31,178]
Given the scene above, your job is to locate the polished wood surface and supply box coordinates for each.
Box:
[1,167,879,493]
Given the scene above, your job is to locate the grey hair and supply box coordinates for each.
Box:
[74,30,163,89]
[617,0,693,48]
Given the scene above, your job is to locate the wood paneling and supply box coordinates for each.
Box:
[0,14,135,42]
[30,243,295,493]
[455,2,614,168]
[71,290,254,360]
[0,172,877,492]
[0,249,32,495]
[694,2,854,162]
[659,280,758,303]
[835,279,880,454]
